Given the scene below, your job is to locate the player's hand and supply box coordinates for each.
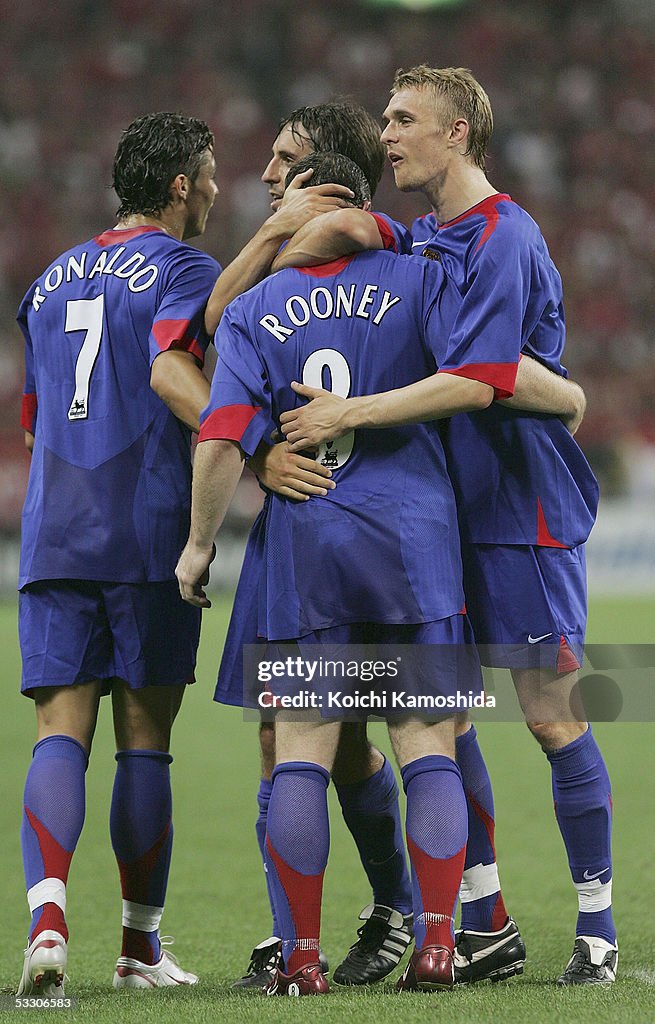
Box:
[280,382,349,451]
[273,170,354,237]
[249,440,336,501]
[175,541,216,608]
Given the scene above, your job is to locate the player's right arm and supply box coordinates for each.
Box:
[204,171,354,334]
[176,438,245,608]
[18,301,37,454]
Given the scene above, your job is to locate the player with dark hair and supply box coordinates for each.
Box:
[176,149,503,997]
[16,111,219,995]
[262,102,386,212]
[279,65,616,986]
[210,102,415,992]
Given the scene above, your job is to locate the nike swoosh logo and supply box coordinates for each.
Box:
[527,632,553,644]
[411,239,431,247]
[583,867,609,880]
[368,849,400,866]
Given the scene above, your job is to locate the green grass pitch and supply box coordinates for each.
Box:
[0,595,653,1023]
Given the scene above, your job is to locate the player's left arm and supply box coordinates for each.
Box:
[182,299,287,604]
[176,438,245,607]
[503,356,587,434]
[178,304,276,604]
[205,171,354,334]
[271,208,384,271]
[148,251,218,430]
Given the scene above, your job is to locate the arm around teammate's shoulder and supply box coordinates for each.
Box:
[204,172,354,334]
[271,209,384,272]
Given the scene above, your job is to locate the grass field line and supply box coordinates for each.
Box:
[624,968,655,986]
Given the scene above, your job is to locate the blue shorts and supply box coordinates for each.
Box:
[19,579,201,697]
[461,543,587,672]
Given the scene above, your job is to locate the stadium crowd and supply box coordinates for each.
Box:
[1,0,655,538]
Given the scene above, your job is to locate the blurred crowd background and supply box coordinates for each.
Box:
[1,0,654,586]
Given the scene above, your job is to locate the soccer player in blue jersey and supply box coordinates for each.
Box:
[176,150,510,996]
[205,103,417,990]
[279,66,617,986]
[16,112,220,995]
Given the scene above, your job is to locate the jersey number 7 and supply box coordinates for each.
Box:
[66,294,104,421]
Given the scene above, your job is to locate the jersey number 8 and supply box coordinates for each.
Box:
[302,348,355,470]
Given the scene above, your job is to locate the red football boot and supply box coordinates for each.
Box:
[264,961,329,996]
[396,945,455,991]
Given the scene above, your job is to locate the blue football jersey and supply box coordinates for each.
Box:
[370,211,413,255]
[410,195,599,548]
[201,248,502,641]
[18,226,220,586]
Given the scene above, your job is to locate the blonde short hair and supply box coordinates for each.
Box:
[391,65,493,170]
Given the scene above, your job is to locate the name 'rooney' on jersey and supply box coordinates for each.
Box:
[259,282,402,342]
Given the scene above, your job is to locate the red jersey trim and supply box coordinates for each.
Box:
[298,255,355,277]
[21,392,38,433]
[370,213,398,252]
[152,319,204,365]
[93,226,165,247]
[557,636,581,674]
[438,193,512,232]
[536,498,568,548]
[198,404,261,443]
[438,361,518,400]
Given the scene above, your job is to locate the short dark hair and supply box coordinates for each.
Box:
[113,112,214,217]
[279,101,384,197]
[285,152,371,208]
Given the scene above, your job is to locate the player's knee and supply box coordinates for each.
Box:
[259,721,276,777]
[332,723,382,784]
[454,712,472,737]
[113,684,184,752]
[526,719,586,752]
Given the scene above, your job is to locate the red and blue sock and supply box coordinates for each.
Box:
[110,749,174,965]
[334,757,412,914]
[456,725,508,932]
[21,735,88,943]
[265,761,330,974]
[401,755,467,951]
[255,777,281,936]
[547,727,615,944]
